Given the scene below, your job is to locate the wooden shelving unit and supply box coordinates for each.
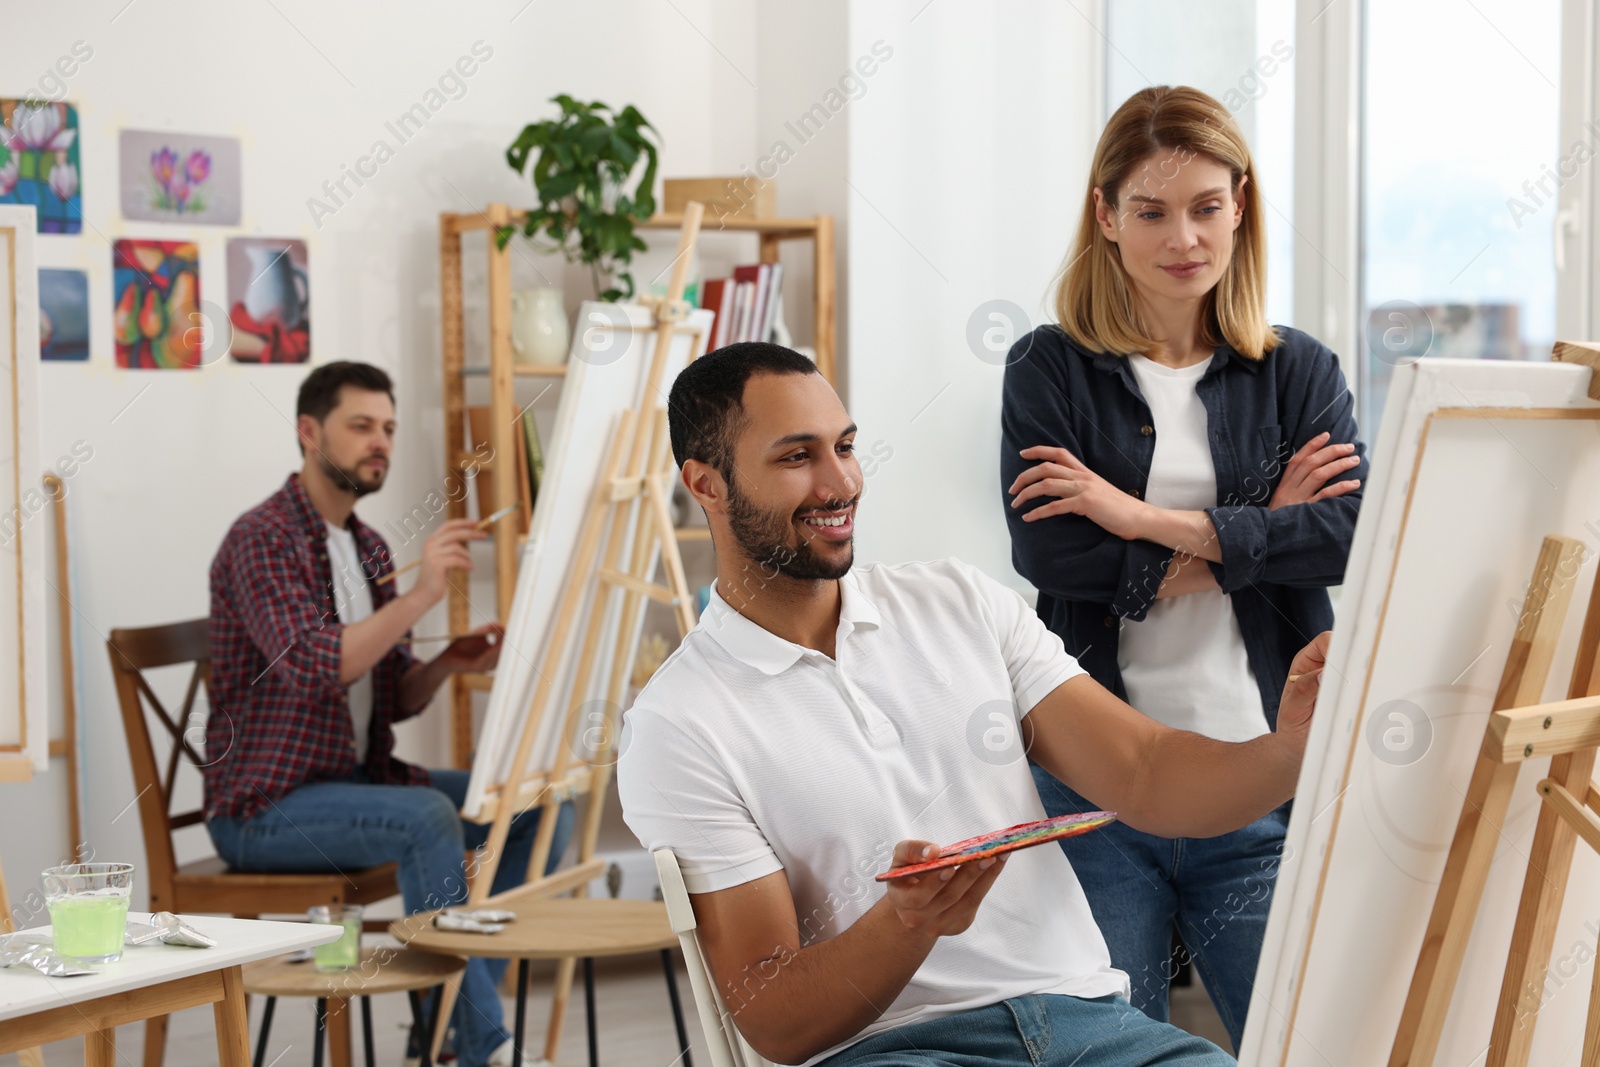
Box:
[436,204,837,766]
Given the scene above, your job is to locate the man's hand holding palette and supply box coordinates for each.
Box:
[874,811,1117,882]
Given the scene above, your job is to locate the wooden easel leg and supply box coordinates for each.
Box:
[1584,927,1600,1067]
[426,950,469,1063]
[1487,566,1600,1067]
[543,954,579,1062]
[1390,535,1586,1067]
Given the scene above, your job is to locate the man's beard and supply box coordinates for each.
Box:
[725,472,854,581]
[320,453,385,498]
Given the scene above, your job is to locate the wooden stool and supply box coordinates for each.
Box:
[243,945,464,1067]
[393,897,692,1067]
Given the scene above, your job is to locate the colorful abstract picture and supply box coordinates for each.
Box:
[113,240,202,369]
[0,101,82,234]
[39,268,89,361]
[119,130,241,226]
[227,238,310,363]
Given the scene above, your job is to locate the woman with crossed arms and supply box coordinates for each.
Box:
[999,85,1368,1051]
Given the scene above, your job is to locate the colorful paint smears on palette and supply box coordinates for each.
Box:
[0,100,82,233]
[113,239,202,369]
[874,811,1118,882]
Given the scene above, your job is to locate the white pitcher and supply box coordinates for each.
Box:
[511,287,569,366]
[242,243,308,328]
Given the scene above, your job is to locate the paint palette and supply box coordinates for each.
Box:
[874,810,1118,882]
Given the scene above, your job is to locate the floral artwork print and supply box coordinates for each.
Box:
[148,146,213,215]
[0,100,82,234]
[119,130,240,226]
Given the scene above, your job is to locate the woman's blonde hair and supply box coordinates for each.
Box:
[1053,85,1278,360]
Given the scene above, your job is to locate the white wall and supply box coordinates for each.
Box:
[846,1,1100,585]
[3,0,1108,916]
[3,0,762,913]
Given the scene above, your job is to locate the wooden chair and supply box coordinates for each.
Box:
[108,618,400,1067]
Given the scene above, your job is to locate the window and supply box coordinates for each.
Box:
[1359,0,1562,430]
[1104,0,1298,326]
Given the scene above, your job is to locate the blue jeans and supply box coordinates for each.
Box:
[1032,766,1287,1053]
[816,994,1233,1066]
[207,769,574,1067]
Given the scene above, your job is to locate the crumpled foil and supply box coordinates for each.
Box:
[433,912,506,934]
[124,912,217,948]
[0,935,93,977]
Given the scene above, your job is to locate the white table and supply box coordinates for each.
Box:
[0,912,339,1066]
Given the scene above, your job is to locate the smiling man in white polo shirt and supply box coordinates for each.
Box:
[618,342,1327,1067]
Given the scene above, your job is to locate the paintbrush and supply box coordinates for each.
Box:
[376,505,518,585]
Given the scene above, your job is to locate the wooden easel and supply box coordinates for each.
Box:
[425,203,708,1061]
[1389,531,1600,1066]
[43,473,83,860]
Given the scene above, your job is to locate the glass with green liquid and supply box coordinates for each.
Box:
[308,904,362,972]
[43,863,135,964]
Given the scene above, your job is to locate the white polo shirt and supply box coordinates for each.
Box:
[618,558,1128,1064]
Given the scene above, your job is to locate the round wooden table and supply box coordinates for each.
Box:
[391,898,690,1067]
[243,946,464,1067]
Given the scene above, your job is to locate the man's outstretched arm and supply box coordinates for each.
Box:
[690,842,1006,1066]
[1024,632,1330,839]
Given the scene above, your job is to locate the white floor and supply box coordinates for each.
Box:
[11,958,1232,1066]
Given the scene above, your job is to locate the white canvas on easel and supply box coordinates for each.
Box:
[1240,358,1600,1066]
[461,301,713,821]
[0,205,48,779]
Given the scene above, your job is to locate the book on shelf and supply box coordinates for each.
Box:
[467,404,536,535]
[732,264,769,345]
[702,278,732,350]
[700,262,788,348]
[522,406,544,505]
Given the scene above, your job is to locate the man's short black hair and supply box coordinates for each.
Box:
[668,342,818,479]
[296,361,395,423]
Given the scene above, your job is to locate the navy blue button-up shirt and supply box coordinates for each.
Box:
[1000,324,1367,726]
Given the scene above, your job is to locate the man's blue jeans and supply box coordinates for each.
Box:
[816,993,1233,1066]
[207,769,574,1067]
[1032,766,1288,1053]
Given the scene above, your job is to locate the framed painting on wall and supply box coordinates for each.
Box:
[113,239,202,369]
[0,100,82,234]
[118,129,241,227]
[226,237,309,363]
[38,267,88,361]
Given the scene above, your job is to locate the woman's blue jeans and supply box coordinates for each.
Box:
[1032,765,1288,1053]
[207,768,574,1067]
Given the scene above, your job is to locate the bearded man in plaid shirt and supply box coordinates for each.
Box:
[205,362,566,1067]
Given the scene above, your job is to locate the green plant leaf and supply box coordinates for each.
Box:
[504,95,662,300]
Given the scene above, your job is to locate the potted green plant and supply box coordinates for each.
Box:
[499,94,660,302]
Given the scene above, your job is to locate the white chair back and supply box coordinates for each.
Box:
[653,849,775,1067]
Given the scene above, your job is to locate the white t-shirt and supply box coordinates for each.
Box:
[1119,354,1269,742]
[325,522,375,762]
[618,558,1128,1065]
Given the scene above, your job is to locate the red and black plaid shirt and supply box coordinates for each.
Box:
[205,473,429,820]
